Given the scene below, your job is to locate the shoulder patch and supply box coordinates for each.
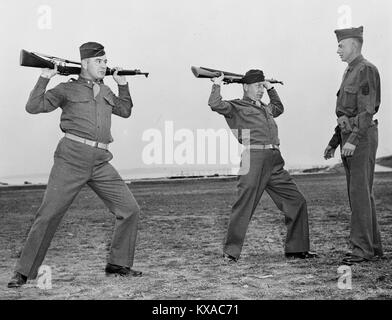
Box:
[361,83,370,95]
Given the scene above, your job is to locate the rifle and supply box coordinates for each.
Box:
[20,49,149,77]
[191,66,283,85]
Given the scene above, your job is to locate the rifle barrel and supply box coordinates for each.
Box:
[56,67,149,77]
[106,68,149,77]
[223,78,284,85]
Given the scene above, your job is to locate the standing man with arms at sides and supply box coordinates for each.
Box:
[208,70,317,262]
[324,26,383,265]
[8,42,142,288]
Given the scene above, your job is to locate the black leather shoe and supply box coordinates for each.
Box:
[341,255,367,266]
[285,251,318,259]
[7,272,27,288]
[105,263,142,277]
[222,253,238,263]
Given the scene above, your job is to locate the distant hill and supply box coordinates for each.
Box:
[325,162,345,174]
[326,155,392,174]
[376,155,392,168]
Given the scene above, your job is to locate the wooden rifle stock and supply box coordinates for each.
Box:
[191,66,283,85]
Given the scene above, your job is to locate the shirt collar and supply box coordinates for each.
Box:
[77,76,103,86]
[243,95,262,107]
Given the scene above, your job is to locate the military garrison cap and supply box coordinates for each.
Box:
[79,42,106,60]
[241,69,265,84]
[334,26,364,42]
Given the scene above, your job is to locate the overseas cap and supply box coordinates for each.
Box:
[334,26,364,42]
[79,42,106,60]
[241,69,265,84]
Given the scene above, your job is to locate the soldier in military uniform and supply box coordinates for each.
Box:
[208,70,317,262]
[324,26,383,265]
[8,42,142,288]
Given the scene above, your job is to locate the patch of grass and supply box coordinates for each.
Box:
[0,173,391,299]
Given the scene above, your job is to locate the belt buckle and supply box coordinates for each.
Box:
[92,141,98,148]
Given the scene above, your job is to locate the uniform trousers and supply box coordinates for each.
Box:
[224,149,310,259]
[15,137,140,279]
[341,123,383,259]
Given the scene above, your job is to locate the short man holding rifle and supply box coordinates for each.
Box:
[208,70,317,262]
[8,42,142,288]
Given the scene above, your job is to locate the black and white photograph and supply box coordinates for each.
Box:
[0,0,391,306]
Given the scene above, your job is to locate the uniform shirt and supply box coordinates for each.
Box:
[329,54,380,148]
[25,76,133,144]
[208,84,284,146]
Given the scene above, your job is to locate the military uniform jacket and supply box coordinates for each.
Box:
[25,76,133,144]
[329,54,380,148]
[208,84,284,146]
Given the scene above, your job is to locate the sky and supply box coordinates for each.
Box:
[0,0,391,182]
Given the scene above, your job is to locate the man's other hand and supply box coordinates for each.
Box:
[324,145,336,160]
[341,142,356,157]
[41,65,58,79]
[263,81,273,90]
[211,73,224,85]
[113,67,127,85]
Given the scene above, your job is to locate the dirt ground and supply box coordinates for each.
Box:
[0,173,391,300]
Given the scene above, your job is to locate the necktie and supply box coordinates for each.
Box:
[93,82,100,98]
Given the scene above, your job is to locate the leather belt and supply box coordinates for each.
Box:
[65,133,109,150]
[246,144,280,151]
[338,116,378,133]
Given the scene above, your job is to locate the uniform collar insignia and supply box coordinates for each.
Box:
[77,76,104,86]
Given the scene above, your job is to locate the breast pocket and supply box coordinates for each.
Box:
[65,95,93,118]
[343,86,358,109]
[238,107,261,116]
[67,96,91,103]
[66,88,92,104]
[67,94,92,111]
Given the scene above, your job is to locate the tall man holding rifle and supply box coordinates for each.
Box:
[208,70,317,262]
[8,42,142,288]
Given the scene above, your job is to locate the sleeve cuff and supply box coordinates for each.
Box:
[118,83,131,95]
[37,76,51,87]
[267,88,278,97]
[328,139,340,149]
